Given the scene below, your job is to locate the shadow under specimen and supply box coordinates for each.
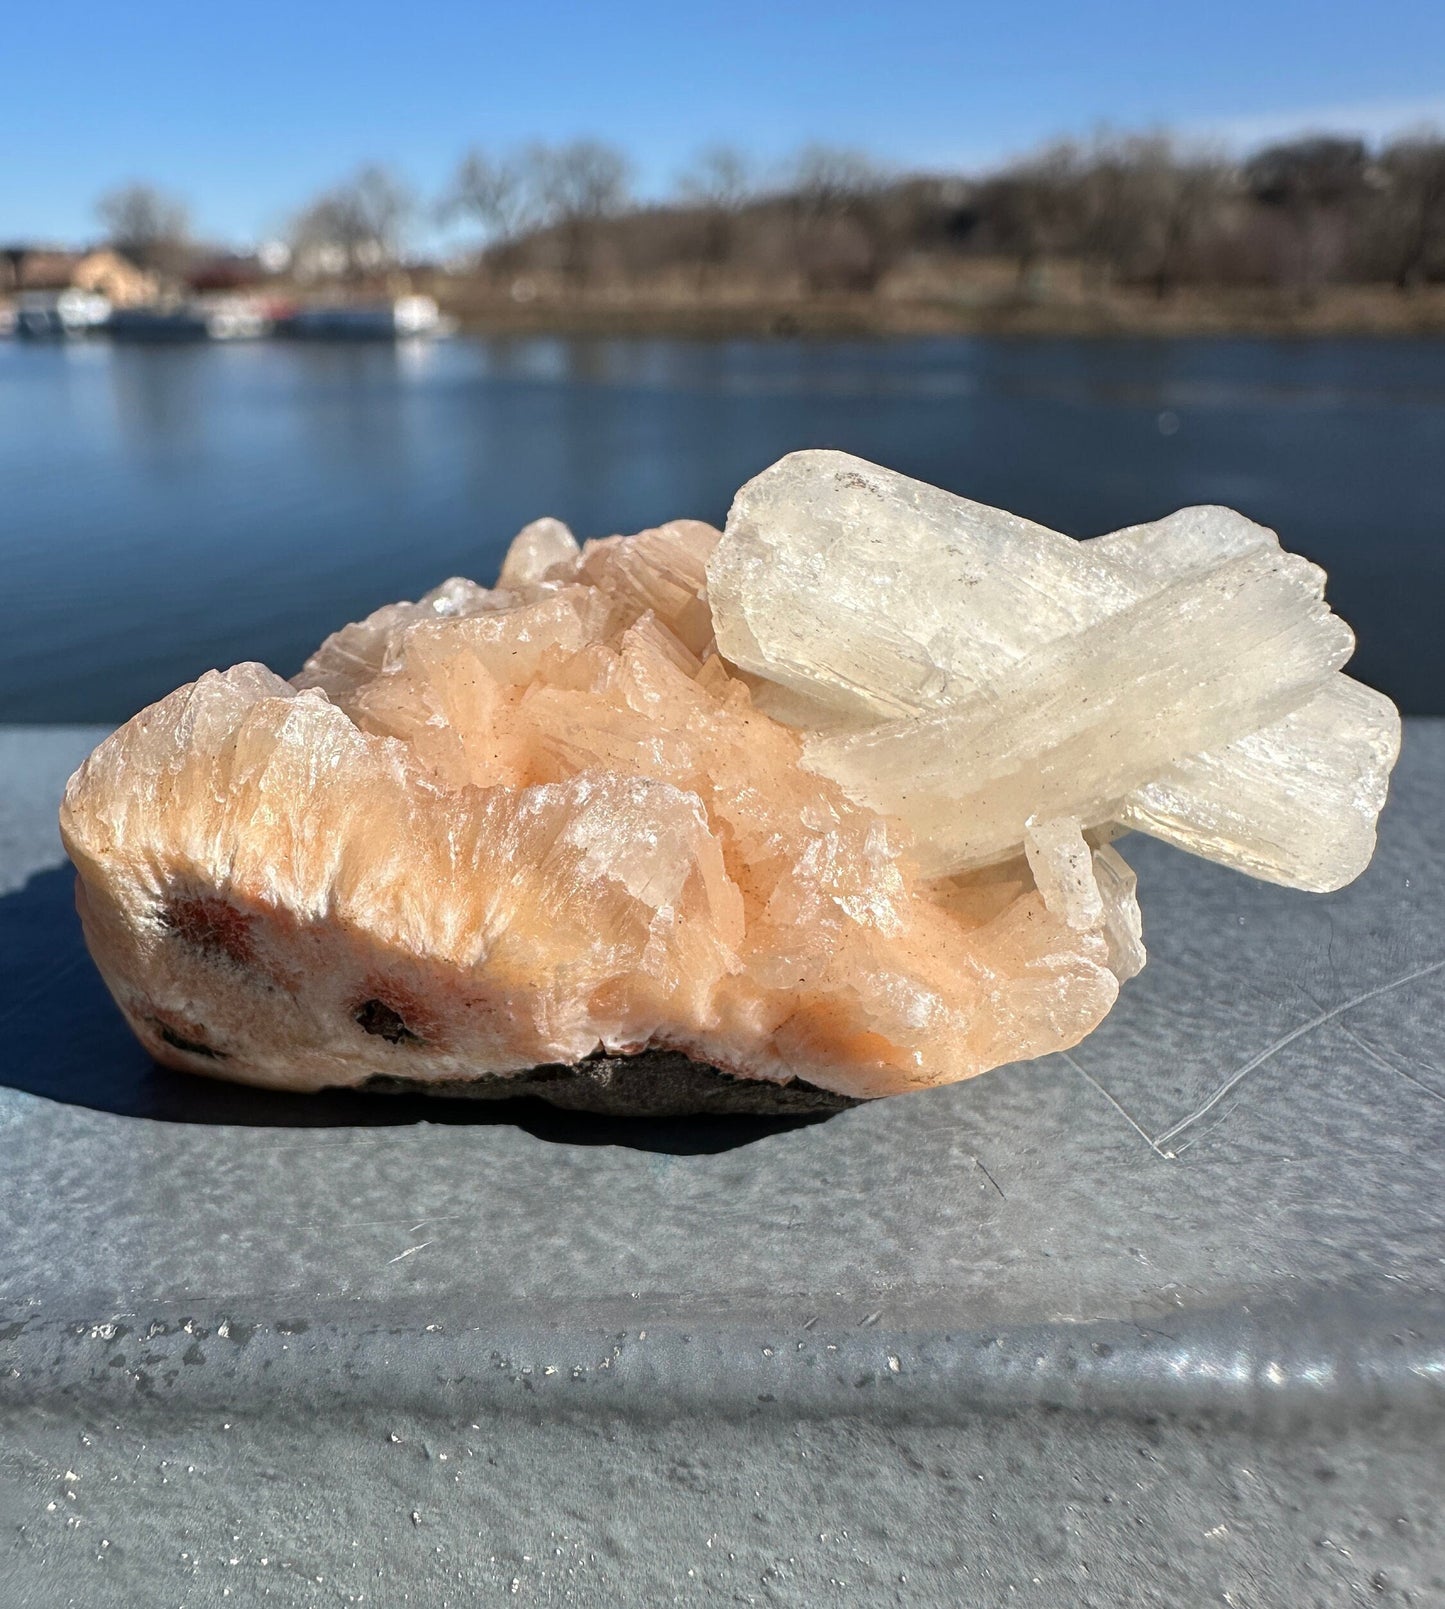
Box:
[0,864,841,1154]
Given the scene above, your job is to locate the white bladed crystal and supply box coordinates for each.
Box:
[1024,818,1104,931]
[1090,843,1147,981]
[1120,676,1401,891]
[707,450,1400,890]
[708,453,1130,717]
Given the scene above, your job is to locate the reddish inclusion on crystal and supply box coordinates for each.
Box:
[162,895,258,969]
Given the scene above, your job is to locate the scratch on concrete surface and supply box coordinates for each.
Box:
[1154,955,1445,1151]
[388,1241,434,1264]
[1334,1020,1445,1107]
[1062,1052,1170,1158]
[975,1157,1007,1199]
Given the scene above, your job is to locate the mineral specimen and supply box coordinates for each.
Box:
[59,452,1400,1112]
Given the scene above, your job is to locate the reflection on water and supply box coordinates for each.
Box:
[3,334,1443,721]
[109,345,210,453]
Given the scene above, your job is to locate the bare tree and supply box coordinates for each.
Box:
[522,140,632,287]
[441,149,533,253]
[1136,142,1233,298]
[1071,134,1232,296]
[248,121,1445,312]
[95,182,191,272]
[289,165,415,278]
[348,165,414,265]
[1245,137,1371,303]
[785,144,894,291]
[289,195,363,278]
[678,145,754,211]
[676,145,755,279]
[789,144,884,213]
[978,142,1089,289]
[1377,131,1445,289]
[1072,137,1146,288]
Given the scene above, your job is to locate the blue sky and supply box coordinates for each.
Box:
[8,0,1445,246]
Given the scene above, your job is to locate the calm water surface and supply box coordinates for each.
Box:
[3,334,1443,721]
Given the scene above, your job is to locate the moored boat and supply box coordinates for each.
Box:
[274,295,450,340]
[13,289,111,339]
[106,297,269,342]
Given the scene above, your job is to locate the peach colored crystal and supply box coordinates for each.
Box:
[59,453,1396,1107]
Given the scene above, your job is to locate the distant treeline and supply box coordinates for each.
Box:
[90,129,1445,303]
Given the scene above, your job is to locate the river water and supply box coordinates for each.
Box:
[3,334,1442,721]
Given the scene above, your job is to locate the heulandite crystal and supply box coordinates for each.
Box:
[59,452,1401,1112]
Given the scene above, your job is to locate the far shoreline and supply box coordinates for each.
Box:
[416,264,1445,342]
[438,287,1445,342]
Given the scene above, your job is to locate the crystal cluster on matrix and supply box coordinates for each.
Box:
[60,452,1401,1110]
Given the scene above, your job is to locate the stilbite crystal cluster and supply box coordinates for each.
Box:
[60,452,1400,1112]
[711,454,1400,891]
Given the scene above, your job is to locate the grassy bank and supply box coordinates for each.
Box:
[429,277,1445,340]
